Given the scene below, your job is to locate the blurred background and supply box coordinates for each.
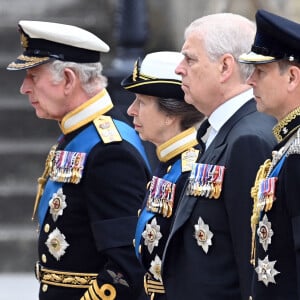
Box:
[0,0,299,298]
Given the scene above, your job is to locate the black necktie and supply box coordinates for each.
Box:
[197,119,210,153]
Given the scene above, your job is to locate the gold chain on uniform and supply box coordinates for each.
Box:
[250,158,272,266]
[32,143,58,220]
[250,107,300,265]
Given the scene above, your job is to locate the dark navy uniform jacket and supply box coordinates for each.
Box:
[161,99,276,300]
[135,127,201,300]
[36,90,151,300]
[251,112,300,300]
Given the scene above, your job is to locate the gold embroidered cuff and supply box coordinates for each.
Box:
[35,262,97,289]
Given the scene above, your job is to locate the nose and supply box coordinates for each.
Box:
[127,98,138,117]
[175,58,185,76]
[20,77,32,95]
[246,69,256,87]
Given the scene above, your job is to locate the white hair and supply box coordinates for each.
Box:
[185,13,256,81]
[48,60,108,96]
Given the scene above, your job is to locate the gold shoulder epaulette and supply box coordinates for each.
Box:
[93,115,122,144]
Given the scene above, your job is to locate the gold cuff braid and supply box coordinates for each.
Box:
[80,280,116,300]
[144,273,165,300]
[35,263,97,289]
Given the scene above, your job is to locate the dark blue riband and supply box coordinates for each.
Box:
[38,121,151,225]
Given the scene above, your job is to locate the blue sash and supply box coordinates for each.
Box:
[269,154,286,177]
[38,120,150,225]
[134,159,182,259]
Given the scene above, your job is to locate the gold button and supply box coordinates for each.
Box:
[167,165,171,173]
[44,224,50,233]
[249,297,253,300]
[41,254,47,263]
[42,284,48,292]
[133,239,136,247]
[137,209,141,217]
[139,245,142,254]
[146,181,151,189]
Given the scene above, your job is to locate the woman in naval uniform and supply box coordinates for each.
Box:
[121,51,204,299]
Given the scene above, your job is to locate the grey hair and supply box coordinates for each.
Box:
[48,60,108,96]
[157,97,204,130]
[185,13,256,81]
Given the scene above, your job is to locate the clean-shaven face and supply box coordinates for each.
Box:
[20,63,69,121]
[127,94,169,146]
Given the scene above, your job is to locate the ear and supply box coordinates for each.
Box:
[287,66,300,92]
[218,54,234,83]
[63,68,77,95]
[165,114,176,126]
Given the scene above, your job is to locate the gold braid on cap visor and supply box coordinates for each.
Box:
[8,54,49,69]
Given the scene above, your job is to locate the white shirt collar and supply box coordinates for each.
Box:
[208,88,253,133]
[206,89,253,147]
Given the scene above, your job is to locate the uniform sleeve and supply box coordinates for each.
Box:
[82,141,150,299]
[223,134,273,299]
[283,154,300,292]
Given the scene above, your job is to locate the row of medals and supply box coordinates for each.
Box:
[187,163,225,199]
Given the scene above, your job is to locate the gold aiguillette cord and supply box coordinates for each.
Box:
[32,144,58,220]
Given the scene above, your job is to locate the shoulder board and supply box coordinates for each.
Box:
[93,115,123,144]
[286,143,300,156]
[181,148,200,172]
[286,128,300,156]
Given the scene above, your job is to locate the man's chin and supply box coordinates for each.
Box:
[255,102,265,113]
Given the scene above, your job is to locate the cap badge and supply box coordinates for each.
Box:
[194,217,213,253]
[255,255,280,286]
[45,228,69,261]
[20,32,28,49]
[132,58,140,82]
[257,214,273,251]
[48,187,67,222]
[142,217,162,254]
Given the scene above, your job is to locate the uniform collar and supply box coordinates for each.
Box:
[273,106,300,143]
[59,89,113,134]
[156,127,198,162]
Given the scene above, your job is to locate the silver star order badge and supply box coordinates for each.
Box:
[255,255,280,286]
[194,217,213,253]
[45,228,69,261]
[257,214,273,251]
[149,255,163,282]
[142,218,162,254]
[49,188,67,222]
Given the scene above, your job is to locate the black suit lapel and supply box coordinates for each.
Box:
[163,99,256,261]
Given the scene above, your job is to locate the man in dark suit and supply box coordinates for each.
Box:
[141,13,276,300]
[7,20,151,299]
[239,10,300,300]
